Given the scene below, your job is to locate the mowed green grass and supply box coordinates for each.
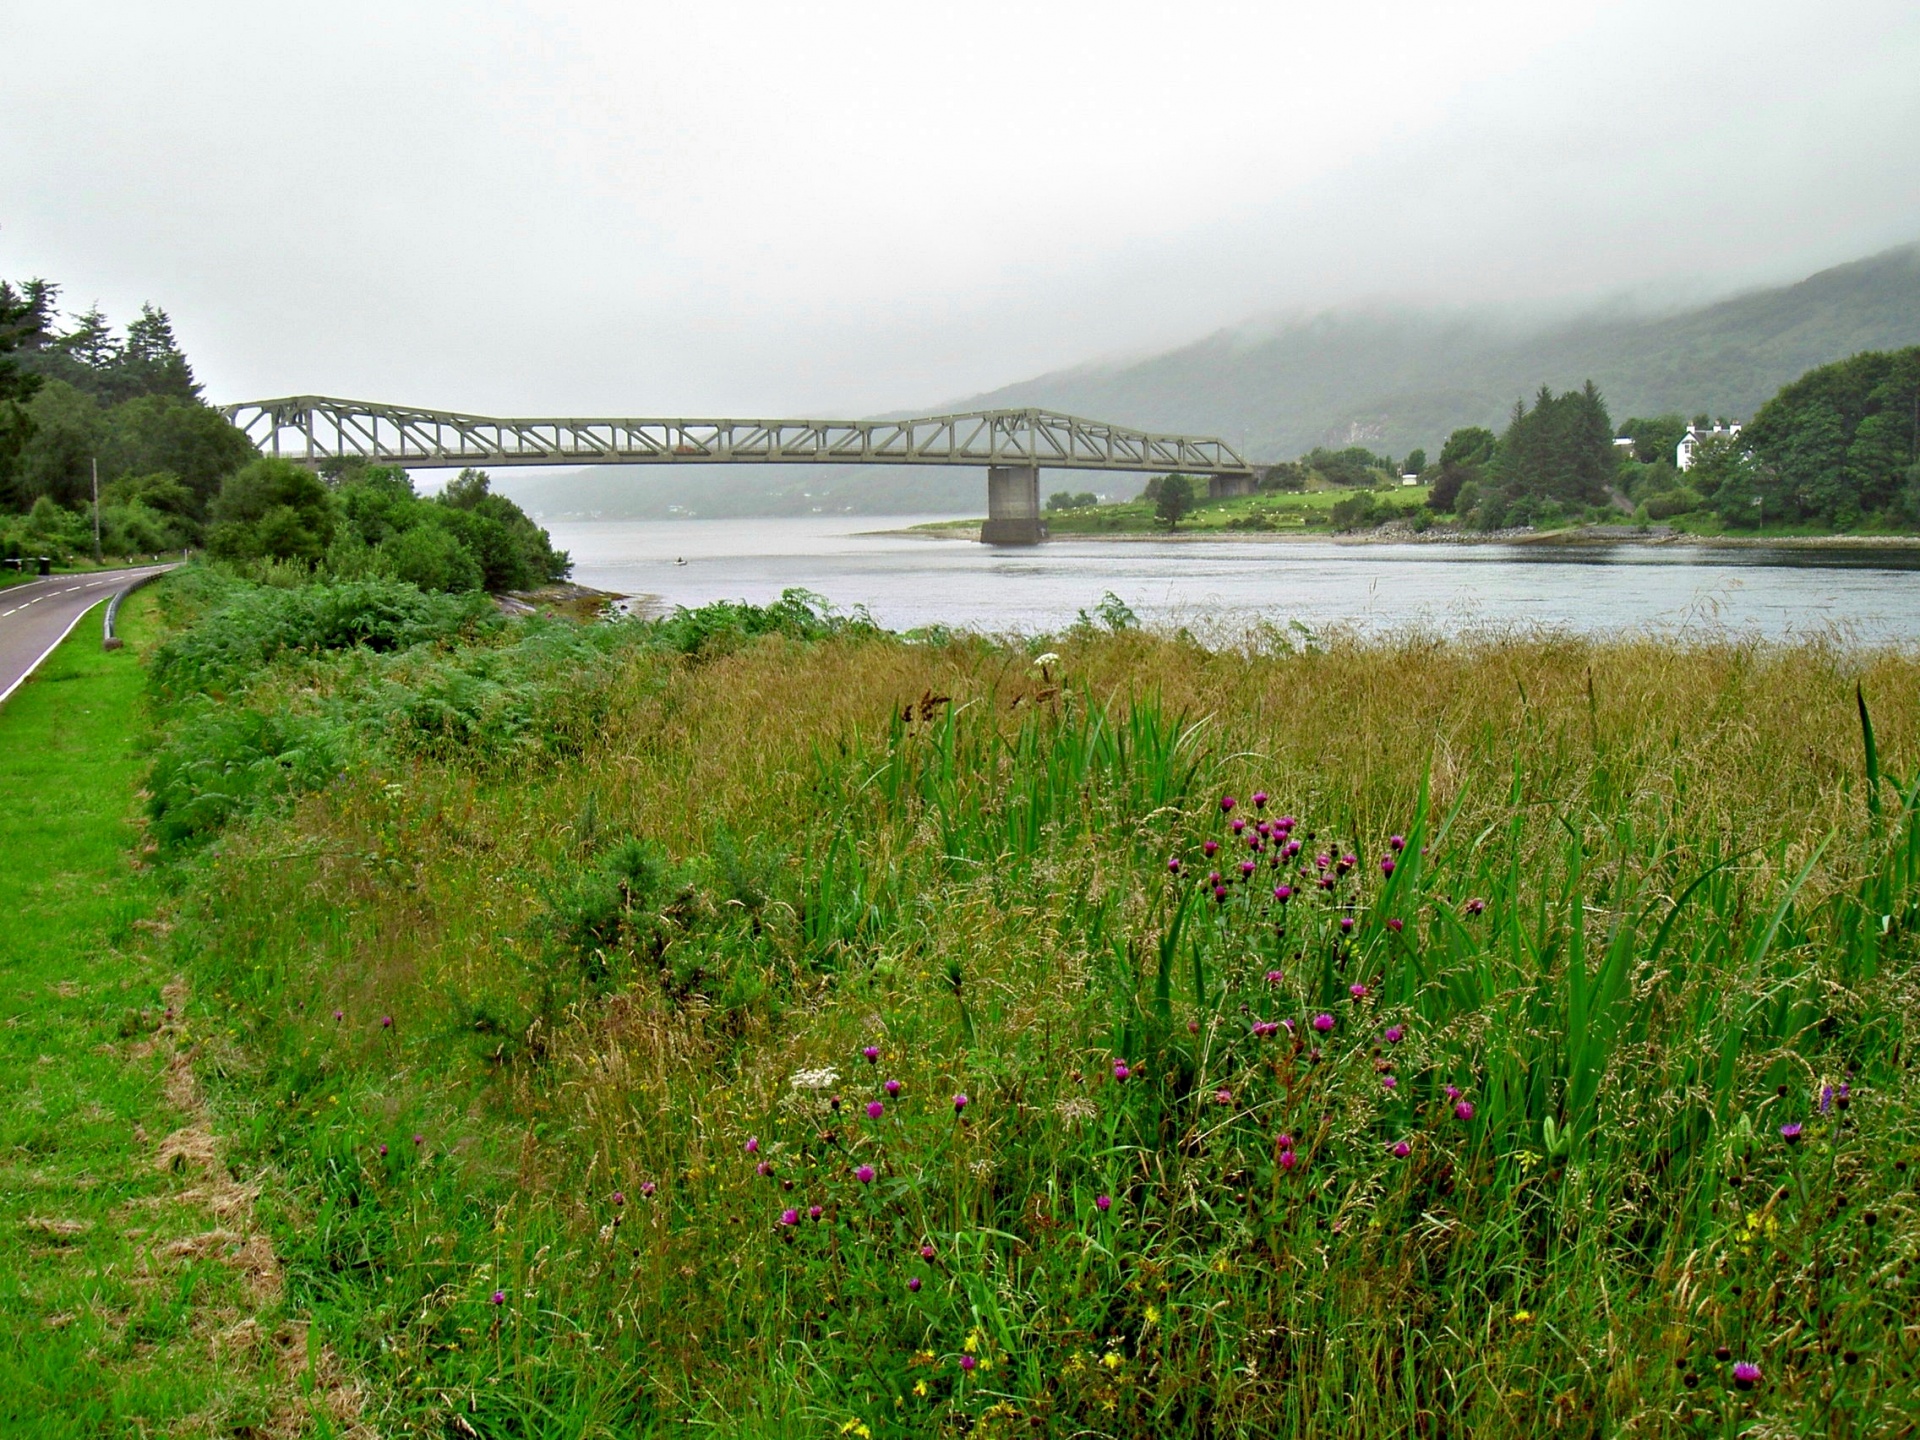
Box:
[0,592,290,1436]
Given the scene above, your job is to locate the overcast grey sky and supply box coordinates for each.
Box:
[4,0,1918,418]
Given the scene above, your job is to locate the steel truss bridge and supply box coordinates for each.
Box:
[222,396,1254,544]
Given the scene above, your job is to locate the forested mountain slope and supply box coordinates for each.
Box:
[963,243,1920,462]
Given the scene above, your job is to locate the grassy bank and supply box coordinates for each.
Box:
[916,486,1397,538]
[0,590,308,1434]
[914,489,1920,543]
[108,571,1920,1436]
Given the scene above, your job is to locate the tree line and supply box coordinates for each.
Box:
[1421,348,1920,532]
[0,275,567,587]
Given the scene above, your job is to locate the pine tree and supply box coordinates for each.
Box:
[118,304,201,402]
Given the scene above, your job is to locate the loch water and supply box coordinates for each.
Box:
[545,516,1920,643]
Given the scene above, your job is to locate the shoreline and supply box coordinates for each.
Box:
[884,521,1920,552]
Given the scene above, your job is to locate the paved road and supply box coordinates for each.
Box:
[0,566,175,708]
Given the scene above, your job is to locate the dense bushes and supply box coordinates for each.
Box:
[141,577,859,846]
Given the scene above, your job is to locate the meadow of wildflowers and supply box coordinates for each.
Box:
[159,588,1920,1436]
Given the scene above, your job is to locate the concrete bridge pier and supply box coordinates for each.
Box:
[1209,472,1257,499]
[981,464,1047,544]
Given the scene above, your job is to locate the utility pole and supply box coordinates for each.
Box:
[91,458,102,564]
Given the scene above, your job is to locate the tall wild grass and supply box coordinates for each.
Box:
[156,581,1920,1437]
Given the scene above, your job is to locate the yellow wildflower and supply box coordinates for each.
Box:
[911,1349,935,1367]
[1102,1351,1124,1371]
[912,1380,929,1398]
[1513,1310,1534,1324]
[1143,1303,1161,1326]
[838,1423,871,1438]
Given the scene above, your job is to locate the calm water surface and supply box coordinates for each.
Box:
[546,516,1920,642]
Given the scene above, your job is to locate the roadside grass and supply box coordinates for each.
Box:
[145,580,1920,1436]
[0,591,297,1436]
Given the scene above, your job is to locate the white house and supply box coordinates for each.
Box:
[1677,421,1741,472]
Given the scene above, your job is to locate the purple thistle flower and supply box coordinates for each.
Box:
[1338,854,1356,872]
[1454,1101,1475,1121]
[1312,1013,1335,1032]
[1265,968,1284,985]
[1380,856,1395,877]
[1285,839,1301,857]
[1279,1149,1299,1171]
[1240,860,1256,878]
[332,1009,342,1022]
[862,1045,880,1064]
[1780,1121,1803,1143]
[1836,1082,1850,1110]
[641,1181,656,1197]
[921,1243,936,1260]
[1339,917,1355,934]
[1391,1140,1411,1158]
[1095,1193,1112,1211]
[1274,884,1293,903]
[756,1161,771,1176]
[856,1164,876,1184]
[1319,875,1336,891]
[1281,1017,1295,1032]
[413,1133,424,1146]
[960,1354,978,1372]
[1384,1026,1404,1044]
[1445,1085,1462,1100]
[1113,1061,1131,1081]
[808,1205,823,1220]
[1231,817,1246,835]
[779,1208,800,1226]
[1389,834,1406,852]
[885,1078,901,1097]
[1349,982,1367,999]
[1214,1088,1232,1105]
[1168,856,1182,874]
[381,1015,393,1029]
[908,1276,922,1292]
[1220,795,1236,813]
[1386,917,1404,933]
[1203,839,1219,858]
[1732,1361,1760,1389]
[1276,1133,1294,1151]
[378,1143,388,1156]
[491,1289,506,1305]
[1253,791,1269,809]
[1316,853,1331,871]
[745,1136,759,1154]
[1465,898,1486,916]
[611,1191,624,1205]
[953,1093,969,1113]
[866,1101,885,1119]
[1382,1075,1398,1091]
[1213,885,1229,903]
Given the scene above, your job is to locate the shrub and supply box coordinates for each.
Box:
[1643,487,1705,520]
[206,457,336,564]
[148,577,496,699]
[383,521,483,593]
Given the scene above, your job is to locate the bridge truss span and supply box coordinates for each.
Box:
[221,396,1251,478]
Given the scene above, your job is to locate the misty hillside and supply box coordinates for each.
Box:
[966,242,1920,461]
[500,242,1920,520]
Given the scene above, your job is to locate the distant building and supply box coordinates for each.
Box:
[1677,421,1741,472]
[1612,436,1637,457]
